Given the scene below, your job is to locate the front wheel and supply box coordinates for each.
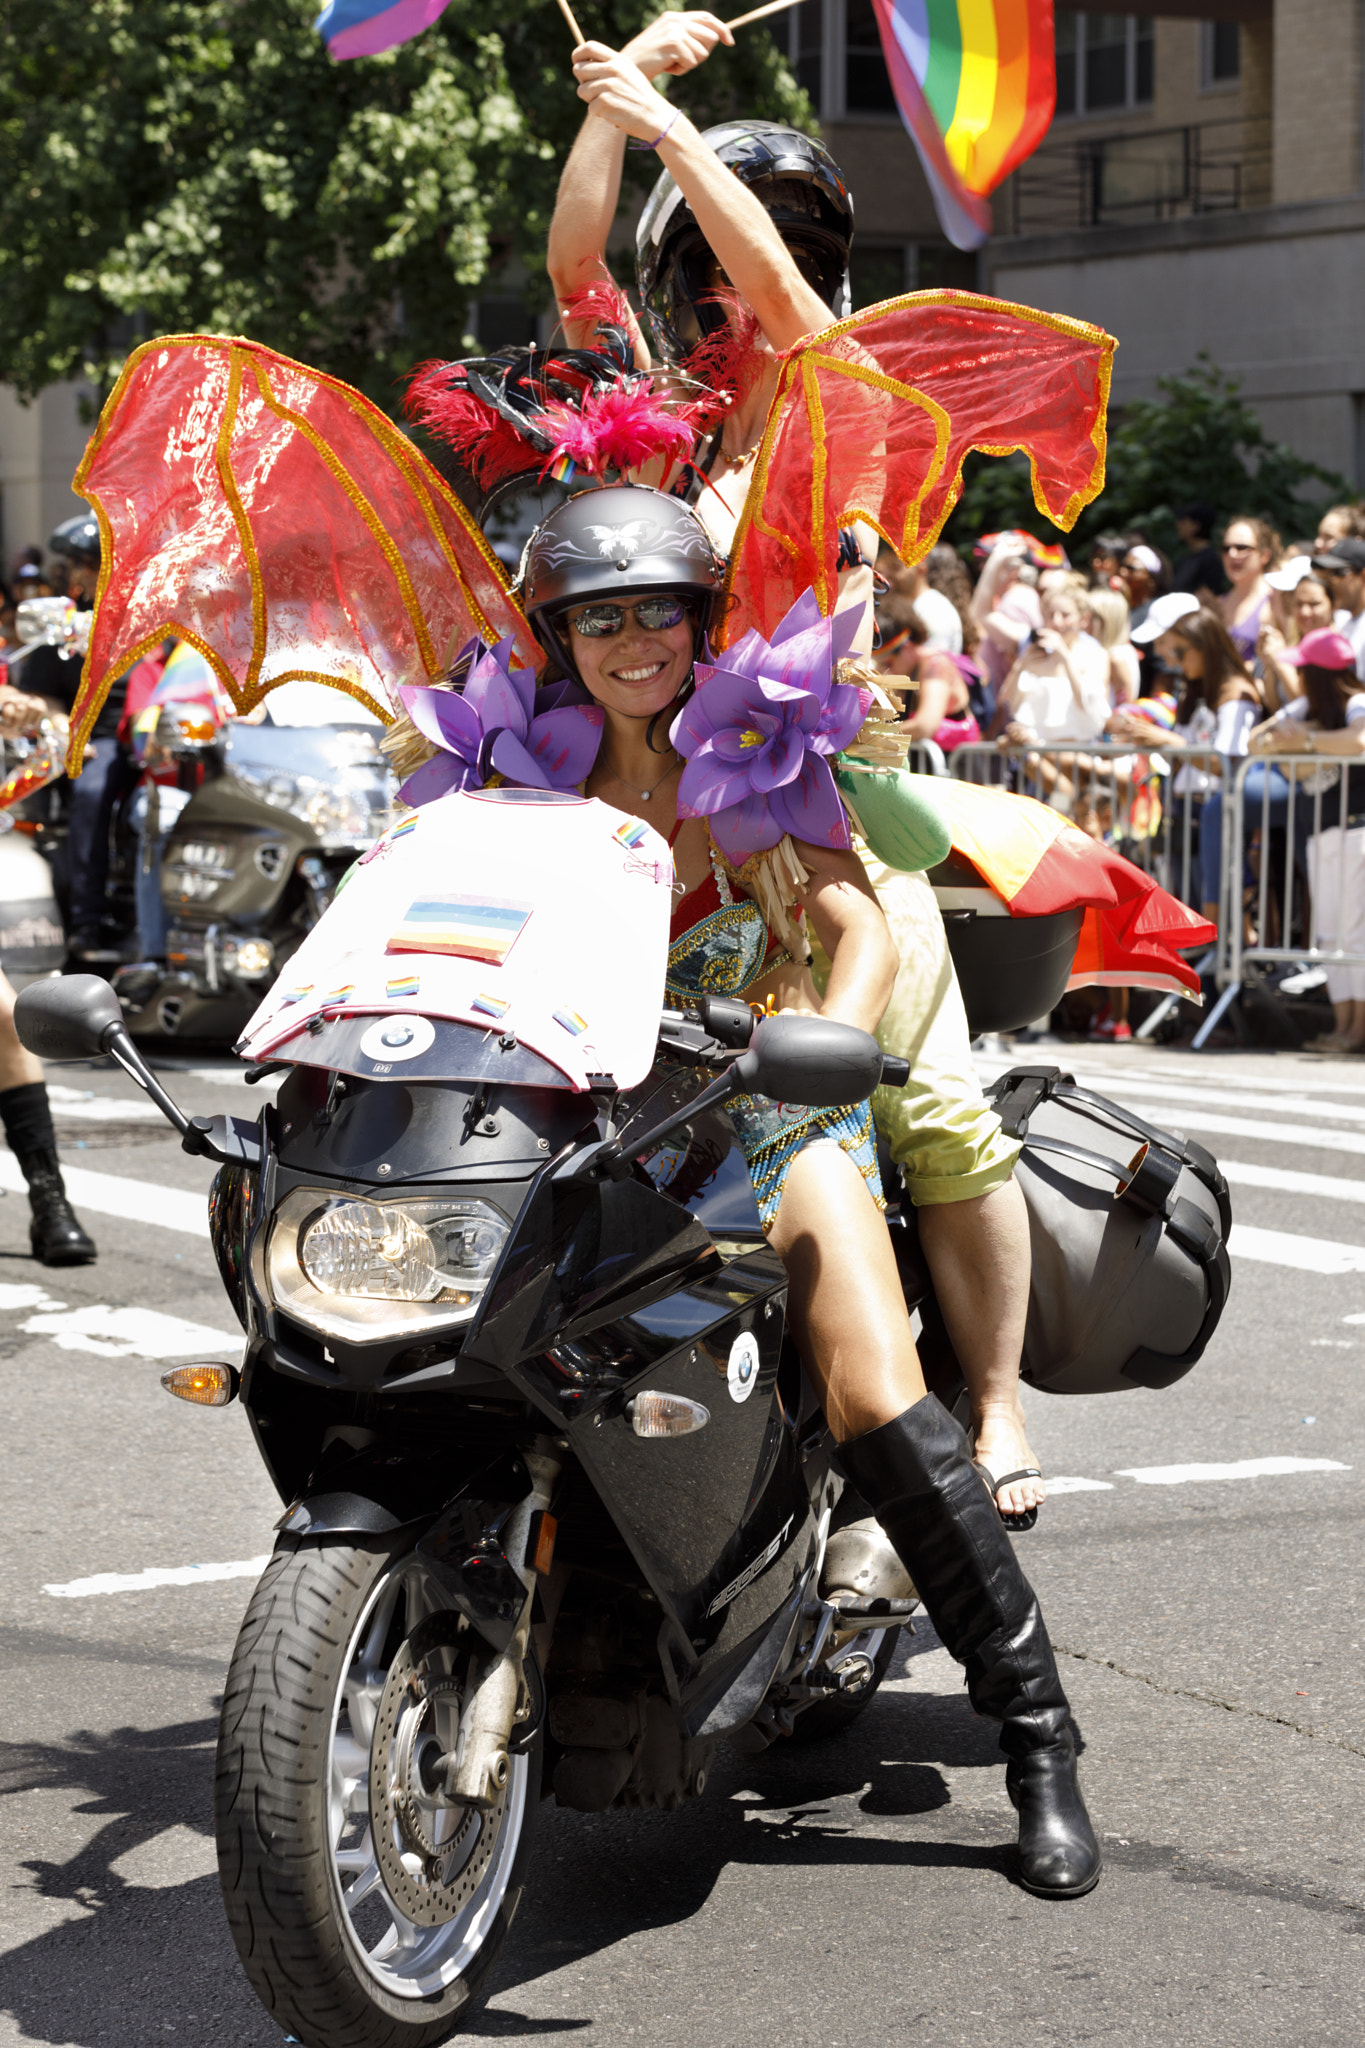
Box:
[215,1538,539,2048]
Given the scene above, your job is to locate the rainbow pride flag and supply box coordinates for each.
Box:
[314,0,450,59]
[389,896,532,965]
[870,0,1056,250]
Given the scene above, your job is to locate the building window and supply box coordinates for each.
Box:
[844,0,896,114]
[1055,13,1155,118]
[772,0,824,111]
[1200,20,1240,90]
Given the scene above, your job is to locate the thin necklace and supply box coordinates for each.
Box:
[598,751,680,804]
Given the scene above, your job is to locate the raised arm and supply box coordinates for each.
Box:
[547,14,734,359]
[571,42,831,352]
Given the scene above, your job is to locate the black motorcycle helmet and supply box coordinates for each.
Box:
[637,120,854,362]
[49,513,101,567]
[521,486,726,685]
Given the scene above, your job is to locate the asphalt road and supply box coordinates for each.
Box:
[2,1037,1363,2048]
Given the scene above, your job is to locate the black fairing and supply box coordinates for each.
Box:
[242,1060,814,1687]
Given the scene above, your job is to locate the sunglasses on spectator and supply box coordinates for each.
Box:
[1221,542,1255,556]
[566,598,691,638]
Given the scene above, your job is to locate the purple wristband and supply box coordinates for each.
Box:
[629,104,681,152]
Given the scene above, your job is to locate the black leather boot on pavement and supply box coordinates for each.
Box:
[835,1394,1101,1899]
[21,1148,97,1266]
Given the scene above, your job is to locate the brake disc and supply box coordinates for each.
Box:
[368,1615,510,1929]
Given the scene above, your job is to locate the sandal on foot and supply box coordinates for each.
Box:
[974,1462,1044,1533]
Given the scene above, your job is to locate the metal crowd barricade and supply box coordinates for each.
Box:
[1193,749,1365,1049]
[944,738,1212,903]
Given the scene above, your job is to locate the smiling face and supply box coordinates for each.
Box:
[565,597,696,725]
[1221,520,1270,585]
[1042,589,1082,638]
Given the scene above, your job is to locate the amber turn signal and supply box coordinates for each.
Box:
[527,1509,558,1577]
[160,1361,239,1407]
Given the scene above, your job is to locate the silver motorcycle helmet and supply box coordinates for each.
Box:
[49,512,101,568]
[636,120,854,362]
[520,485,726,685]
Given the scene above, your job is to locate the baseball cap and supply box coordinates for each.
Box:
[1266,554,1314,592]
[1311,538,1365,574]
[1131,591,1201,644]
[1284,627,1357,670]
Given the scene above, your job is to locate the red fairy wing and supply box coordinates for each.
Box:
[722,291,1116,646]
[69,335,537,771]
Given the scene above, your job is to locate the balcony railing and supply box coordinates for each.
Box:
[1002,114,1271,236]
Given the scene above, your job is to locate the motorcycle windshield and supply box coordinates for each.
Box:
[238,787,675,1092]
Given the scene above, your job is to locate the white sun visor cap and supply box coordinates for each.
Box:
[1266,554,1314,592]
[1131,591,1202,644]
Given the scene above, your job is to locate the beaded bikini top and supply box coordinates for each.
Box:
[666,839,791,1004]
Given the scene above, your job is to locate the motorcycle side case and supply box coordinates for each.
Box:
[990,1064,1231,1394]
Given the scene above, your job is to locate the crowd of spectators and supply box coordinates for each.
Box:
[873,499,1365,1048]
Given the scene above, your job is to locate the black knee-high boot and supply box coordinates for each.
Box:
[0,1082,97,1266]
[835,1394,1100,1899]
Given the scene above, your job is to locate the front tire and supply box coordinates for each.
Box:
[215,1538,539,2048]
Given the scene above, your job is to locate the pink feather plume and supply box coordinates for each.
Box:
[404,363,531,491]
[541,382,698,479]
[557,275,637,345]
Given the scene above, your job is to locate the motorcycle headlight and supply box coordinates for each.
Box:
[302,784,383,846]
[265,1188,511,1342]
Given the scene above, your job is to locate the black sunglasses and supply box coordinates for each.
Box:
[566,597,691,639]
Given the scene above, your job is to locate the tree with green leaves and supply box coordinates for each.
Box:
[944,356,1354,560]
[0,0,809,412]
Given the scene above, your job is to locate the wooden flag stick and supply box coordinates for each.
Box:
[726,0,803,30]
[554,0,586,45]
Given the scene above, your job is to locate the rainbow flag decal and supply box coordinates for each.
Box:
[870,0,1057,250]
[389,896,533,965]
[325,983,355,1006]
[614,819,650,850]
[392,814,418,839]
[386,973,421,1000]
[554,1008,589,1037]
[472,992,511,1020]
[280,984,313,1007]
[314,0,450,60]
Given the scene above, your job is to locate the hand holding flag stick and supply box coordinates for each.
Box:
[550,0,799,43]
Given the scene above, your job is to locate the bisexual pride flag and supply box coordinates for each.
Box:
[389,896,532,965]
[870,0,1057,250]
[315,0,450,60]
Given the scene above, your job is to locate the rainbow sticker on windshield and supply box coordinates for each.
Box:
[392,814,418,840]
[280,983,312,1006]
[614,819,649,850]
[324,983,355,1006]
[472,992,511,1020]
[389,896,532,965]
[385,973,420,1000]
[554,1008,588,1036]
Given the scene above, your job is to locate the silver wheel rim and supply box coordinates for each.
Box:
[326,1557,529,2001]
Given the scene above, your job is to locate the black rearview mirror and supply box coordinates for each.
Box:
[15,974,126,1062]
[736,1015,884,1108]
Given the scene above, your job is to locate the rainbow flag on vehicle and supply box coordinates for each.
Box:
[870,0,1057,250]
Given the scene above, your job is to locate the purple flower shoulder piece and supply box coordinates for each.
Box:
[669,591,870,865]
[396,636,602,807]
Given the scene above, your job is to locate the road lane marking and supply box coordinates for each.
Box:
[17,1298,242,1358]
[1229,1223,1365,1273]
[45,1556,270,1598]
[1114,1457,1349,1485]
[0,1150,209,1235]
[1220,1160,1365,1205]
[46,1085,165,1123]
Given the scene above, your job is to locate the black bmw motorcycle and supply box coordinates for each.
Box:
[16,792,1230,2048]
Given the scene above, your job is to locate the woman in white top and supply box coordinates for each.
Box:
[1248,628,1365,1051]
[993,586,1112,814]
[1108,607,1263,922]
[1083,586,1140,706]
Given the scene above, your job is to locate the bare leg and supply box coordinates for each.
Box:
[768,1142,926,1442]
[0,971,44,1090]
[916,1179,1044,1519]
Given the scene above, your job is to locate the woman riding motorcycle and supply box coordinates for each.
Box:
[392,483,1102,1901]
